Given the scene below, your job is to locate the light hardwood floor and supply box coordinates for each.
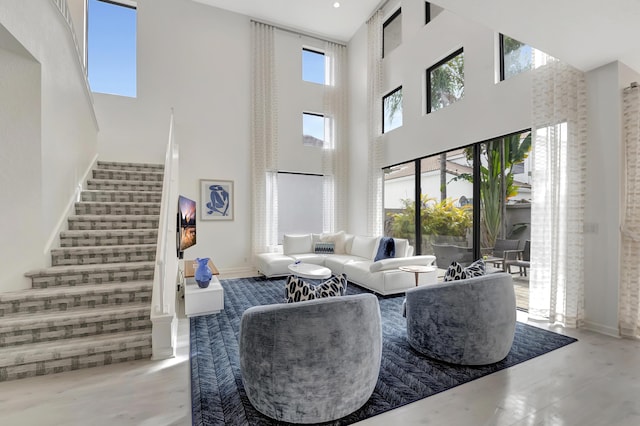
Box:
[1,278,639,426]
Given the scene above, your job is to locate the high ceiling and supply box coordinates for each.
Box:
[194,0,640,73]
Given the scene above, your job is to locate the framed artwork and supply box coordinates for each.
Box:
[200,179,234,221]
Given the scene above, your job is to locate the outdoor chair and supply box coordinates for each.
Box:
[483,238,520,270]
[432,243,474,269]
[504,240,530,276]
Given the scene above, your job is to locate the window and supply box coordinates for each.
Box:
[427,48,464,113]
[87,0,137,97]
[383,86,403,133]
[303,112,325,147]
[382,8,402,58]
[302,48,325,84]
[500,34,532,80]
[277,172,324,243]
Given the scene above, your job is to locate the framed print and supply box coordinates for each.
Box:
[200,179,234,221]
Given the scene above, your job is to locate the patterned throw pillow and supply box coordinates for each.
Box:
[444,261,466,281]
[314,242,335,254]
[464,259,486,278]
[285,275,317,303]
[315,274,348,297]
[443,259,486,282]
[285,274,348,303]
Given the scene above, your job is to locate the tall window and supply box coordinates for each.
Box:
[302,48,325,84]
[383,86,403,133]
[88,0,137,97]
[427,48,464,113]
[277,172,323,243]
[303,112,325,147]
[382,8,402,58]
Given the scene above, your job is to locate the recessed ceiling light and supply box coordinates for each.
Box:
[333,2,340,8]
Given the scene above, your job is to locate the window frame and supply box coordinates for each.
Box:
[382,8,402,58]
[426,47,464,114]
[302,47,326,85]
[302,111,326,147]
[382,86,403,134]
[425,2,431,25]
[499,33,536,81]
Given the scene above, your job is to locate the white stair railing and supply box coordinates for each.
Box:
[151,109,179,359]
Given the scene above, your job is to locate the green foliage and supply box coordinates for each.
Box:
[430,52,464,111]
[384,89,403,127]
[388,195,472,241]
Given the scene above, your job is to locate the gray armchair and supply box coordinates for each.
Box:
[483,238,521,270]
[239,293,382,423]
[432,243,474,269]
[405,272,516,365]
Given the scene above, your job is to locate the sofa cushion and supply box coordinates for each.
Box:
[315,274,348,297]
[324,254,361,275]
[393,239,409,257]
[369,255,436,273]
[283,234,313,255]
[444,261,466,281]
[343,233,355,254]
[320,231,346,254]
[285,275,316,303]
[314,242,335,254]
[374,237,395,262]
[351,236,378,260]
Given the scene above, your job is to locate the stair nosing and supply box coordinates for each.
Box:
[51,244,158,253]
[0,302,151,326]
[0,280,154,302]
[24,261,156,277]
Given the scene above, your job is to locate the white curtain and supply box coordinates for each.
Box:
[251,22,279,254]
[620,84,640,338]
[322,41,348,233]
[529,60,587,327]
[366,11,384,237]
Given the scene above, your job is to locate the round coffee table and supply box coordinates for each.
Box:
[399,265,437,286]
[288,263,332,280]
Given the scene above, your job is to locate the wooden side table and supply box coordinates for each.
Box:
[399,265,437,286]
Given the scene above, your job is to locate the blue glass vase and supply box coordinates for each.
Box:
[194,258,212,288]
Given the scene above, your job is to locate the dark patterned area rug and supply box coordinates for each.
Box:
[190,276,577,425]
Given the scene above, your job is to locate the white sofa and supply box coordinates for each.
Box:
[255,232,437,295]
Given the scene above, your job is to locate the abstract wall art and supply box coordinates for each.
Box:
[200,179,234,221]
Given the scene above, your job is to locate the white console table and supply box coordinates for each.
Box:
[183,259,224,317]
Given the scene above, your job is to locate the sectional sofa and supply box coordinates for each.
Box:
[255,232,437,295]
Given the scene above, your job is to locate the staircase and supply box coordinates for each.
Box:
[0,161,164,382]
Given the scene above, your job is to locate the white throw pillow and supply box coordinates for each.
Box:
[343,234,355,254]
[393,239,409,257]
[320,231,346,254]
[283,234,313,255]
[350,236,379,260]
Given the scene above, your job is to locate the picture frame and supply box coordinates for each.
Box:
[200,179,234,221]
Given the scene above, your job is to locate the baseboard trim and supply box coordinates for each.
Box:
[583,320,620,338]
[43,154,99,257]
[218,266,258,279]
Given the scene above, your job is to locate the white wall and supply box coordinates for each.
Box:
[94,0,252,272]
[583,61,640,336]
[0,0,98,292]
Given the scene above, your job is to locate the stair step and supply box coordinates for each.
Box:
[87,179,162,192]
[81,190,162,203]
[0,303,152,348]
[60,229,158,247]
[92,169,164,182]
[24,262,155,289]
[75,201,160,216]
[68,215,159,230]
[0,281,153,317]
[51,244,157,266]
[97,161,164,172]
[0,330,152,381]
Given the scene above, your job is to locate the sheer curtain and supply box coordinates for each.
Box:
[529,60,587,327]
[322,41,348,233]
[251,22,279,254]
[366,10,384,237]
[620,84,640,338]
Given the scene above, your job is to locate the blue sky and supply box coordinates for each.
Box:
[87,0,136,97]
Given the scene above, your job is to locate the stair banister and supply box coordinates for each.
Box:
[151,109,179,359]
